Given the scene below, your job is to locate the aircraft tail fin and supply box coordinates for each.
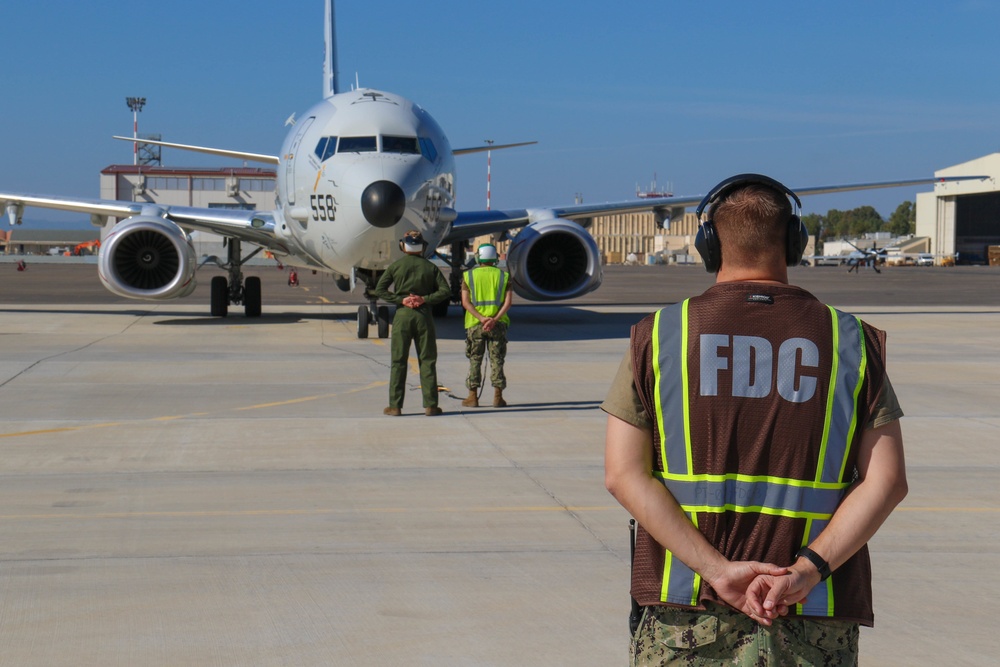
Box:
[324,0,340,97]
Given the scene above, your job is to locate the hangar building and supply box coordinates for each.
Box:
[99,164,276,260]
[916,154,1000,264]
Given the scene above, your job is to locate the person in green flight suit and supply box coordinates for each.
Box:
[375,231,451,416]
[460,243,513,408]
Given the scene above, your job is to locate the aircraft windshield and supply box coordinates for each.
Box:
[338,136,377,153]
[314,136,337,161]
[418,137,438,163]
[382,136,419,154]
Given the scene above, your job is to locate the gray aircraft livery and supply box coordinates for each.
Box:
[0,1,976,337]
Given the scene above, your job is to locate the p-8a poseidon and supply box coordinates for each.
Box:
[0,1,975,338]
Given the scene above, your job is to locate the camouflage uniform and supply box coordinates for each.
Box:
[631,603,858,667]
[465,321,508,390]
[462,264,510,391]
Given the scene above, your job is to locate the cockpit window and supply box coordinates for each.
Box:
[338,136,377,153]
[314,136,337,162]
[418,137,438,163]
[382,136,419,154]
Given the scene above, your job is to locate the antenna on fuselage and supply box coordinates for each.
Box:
[323,0,341,97]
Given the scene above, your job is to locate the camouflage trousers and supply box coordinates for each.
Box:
[631,602,858,666]
[465,322,507,390]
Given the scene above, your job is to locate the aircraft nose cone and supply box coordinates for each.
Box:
[361,180,406,228]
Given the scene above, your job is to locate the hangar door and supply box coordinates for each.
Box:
[955,192,1000,263]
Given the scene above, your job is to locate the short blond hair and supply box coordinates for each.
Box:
[710,185,792,268]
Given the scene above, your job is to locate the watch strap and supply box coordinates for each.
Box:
[795,546,831,581]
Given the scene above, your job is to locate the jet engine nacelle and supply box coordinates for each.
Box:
[98,216,198,300]
[505,218,603,301]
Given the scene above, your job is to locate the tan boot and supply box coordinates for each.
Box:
[493,388,507,408]
[383,406,401,416]
[424,406,443,416]
[461,389,479,408]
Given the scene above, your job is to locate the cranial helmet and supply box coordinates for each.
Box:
[477,243,498,264]
[401,230,426,253]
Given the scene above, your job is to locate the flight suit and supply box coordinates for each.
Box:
[375,254,450,410]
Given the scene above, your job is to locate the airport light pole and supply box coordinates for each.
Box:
[485,139,494,211]
[126,97,146,166]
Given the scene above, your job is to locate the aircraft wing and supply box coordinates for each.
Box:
[442,195,700,244]
[111,136,279,165]
[0,191,286,252]
[442,175,986,244]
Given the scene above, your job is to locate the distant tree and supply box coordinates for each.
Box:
[801,213,825,238]
[886,201,916,236]
[817,206,883,239]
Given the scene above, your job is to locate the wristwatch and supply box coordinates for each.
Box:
[795,546,832,581]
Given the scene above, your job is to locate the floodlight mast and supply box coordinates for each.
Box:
[125,97,146,166]
[485,139,494,211]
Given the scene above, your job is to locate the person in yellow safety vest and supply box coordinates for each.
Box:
[603,174,908,665]
[460,243,513,408]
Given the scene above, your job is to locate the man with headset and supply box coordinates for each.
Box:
[375,230,451,416]
[459,243,513,408]
[603,174,908,665]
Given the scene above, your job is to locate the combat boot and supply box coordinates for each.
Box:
[461,389,479,408]
[383,406,401,416]
[493,388,507,408]
[425,406,443,416]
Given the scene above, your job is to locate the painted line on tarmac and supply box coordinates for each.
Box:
[0,381,387,440]
[0,505,996,523]
[0,505,622,522]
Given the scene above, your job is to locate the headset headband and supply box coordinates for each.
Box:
[695,173,801,220]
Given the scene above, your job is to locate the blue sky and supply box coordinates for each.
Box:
[3,0,999,227]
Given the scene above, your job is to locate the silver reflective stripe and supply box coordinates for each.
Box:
[654,303,689,476]
[653,302,700,604]
[655,475,845,517]
[818,308,866,484]
[798,519,833,616]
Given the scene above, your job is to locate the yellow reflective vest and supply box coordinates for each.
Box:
[463,265,510,329]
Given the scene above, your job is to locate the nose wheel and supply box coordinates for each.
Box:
[356,304,390,339]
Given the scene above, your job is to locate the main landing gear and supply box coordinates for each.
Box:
[208,237,263,318]
[354,268,390,339]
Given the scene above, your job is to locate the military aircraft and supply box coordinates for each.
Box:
[0,1,983,337]
[844,240,889,274]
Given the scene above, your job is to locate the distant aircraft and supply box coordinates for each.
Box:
[0,1,983,337]
[844,240,888,274]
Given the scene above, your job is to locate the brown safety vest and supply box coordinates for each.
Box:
[629,282,889,626]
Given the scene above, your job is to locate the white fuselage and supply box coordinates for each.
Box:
[273,88,456,275]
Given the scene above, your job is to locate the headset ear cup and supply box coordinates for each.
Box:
[786,215,807,266]
[695,222,721,273]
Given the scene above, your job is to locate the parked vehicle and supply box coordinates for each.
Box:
[916,253,935,266]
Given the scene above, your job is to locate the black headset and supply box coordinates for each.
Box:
[693,173,807,273]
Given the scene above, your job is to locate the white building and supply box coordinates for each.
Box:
[99,165,277,259]
[916,154,1000,263]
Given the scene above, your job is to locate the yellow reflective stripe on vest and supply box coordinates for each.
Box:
[650,299,867,610]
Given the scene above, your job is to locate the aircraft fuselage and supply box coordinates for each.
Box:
[273,88,457,276]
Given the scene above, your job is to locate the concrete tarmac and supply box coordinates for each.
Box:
[1,263,999,665]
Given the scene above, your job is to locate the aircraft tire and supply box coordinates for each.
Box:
[377,305,390,338]
[244,276,262,318]
[357,305,370,339]
[211,276,228,317]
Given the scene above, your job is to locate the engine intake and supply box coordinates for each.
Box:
[98,216,198,300]
[505,219,603,301]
